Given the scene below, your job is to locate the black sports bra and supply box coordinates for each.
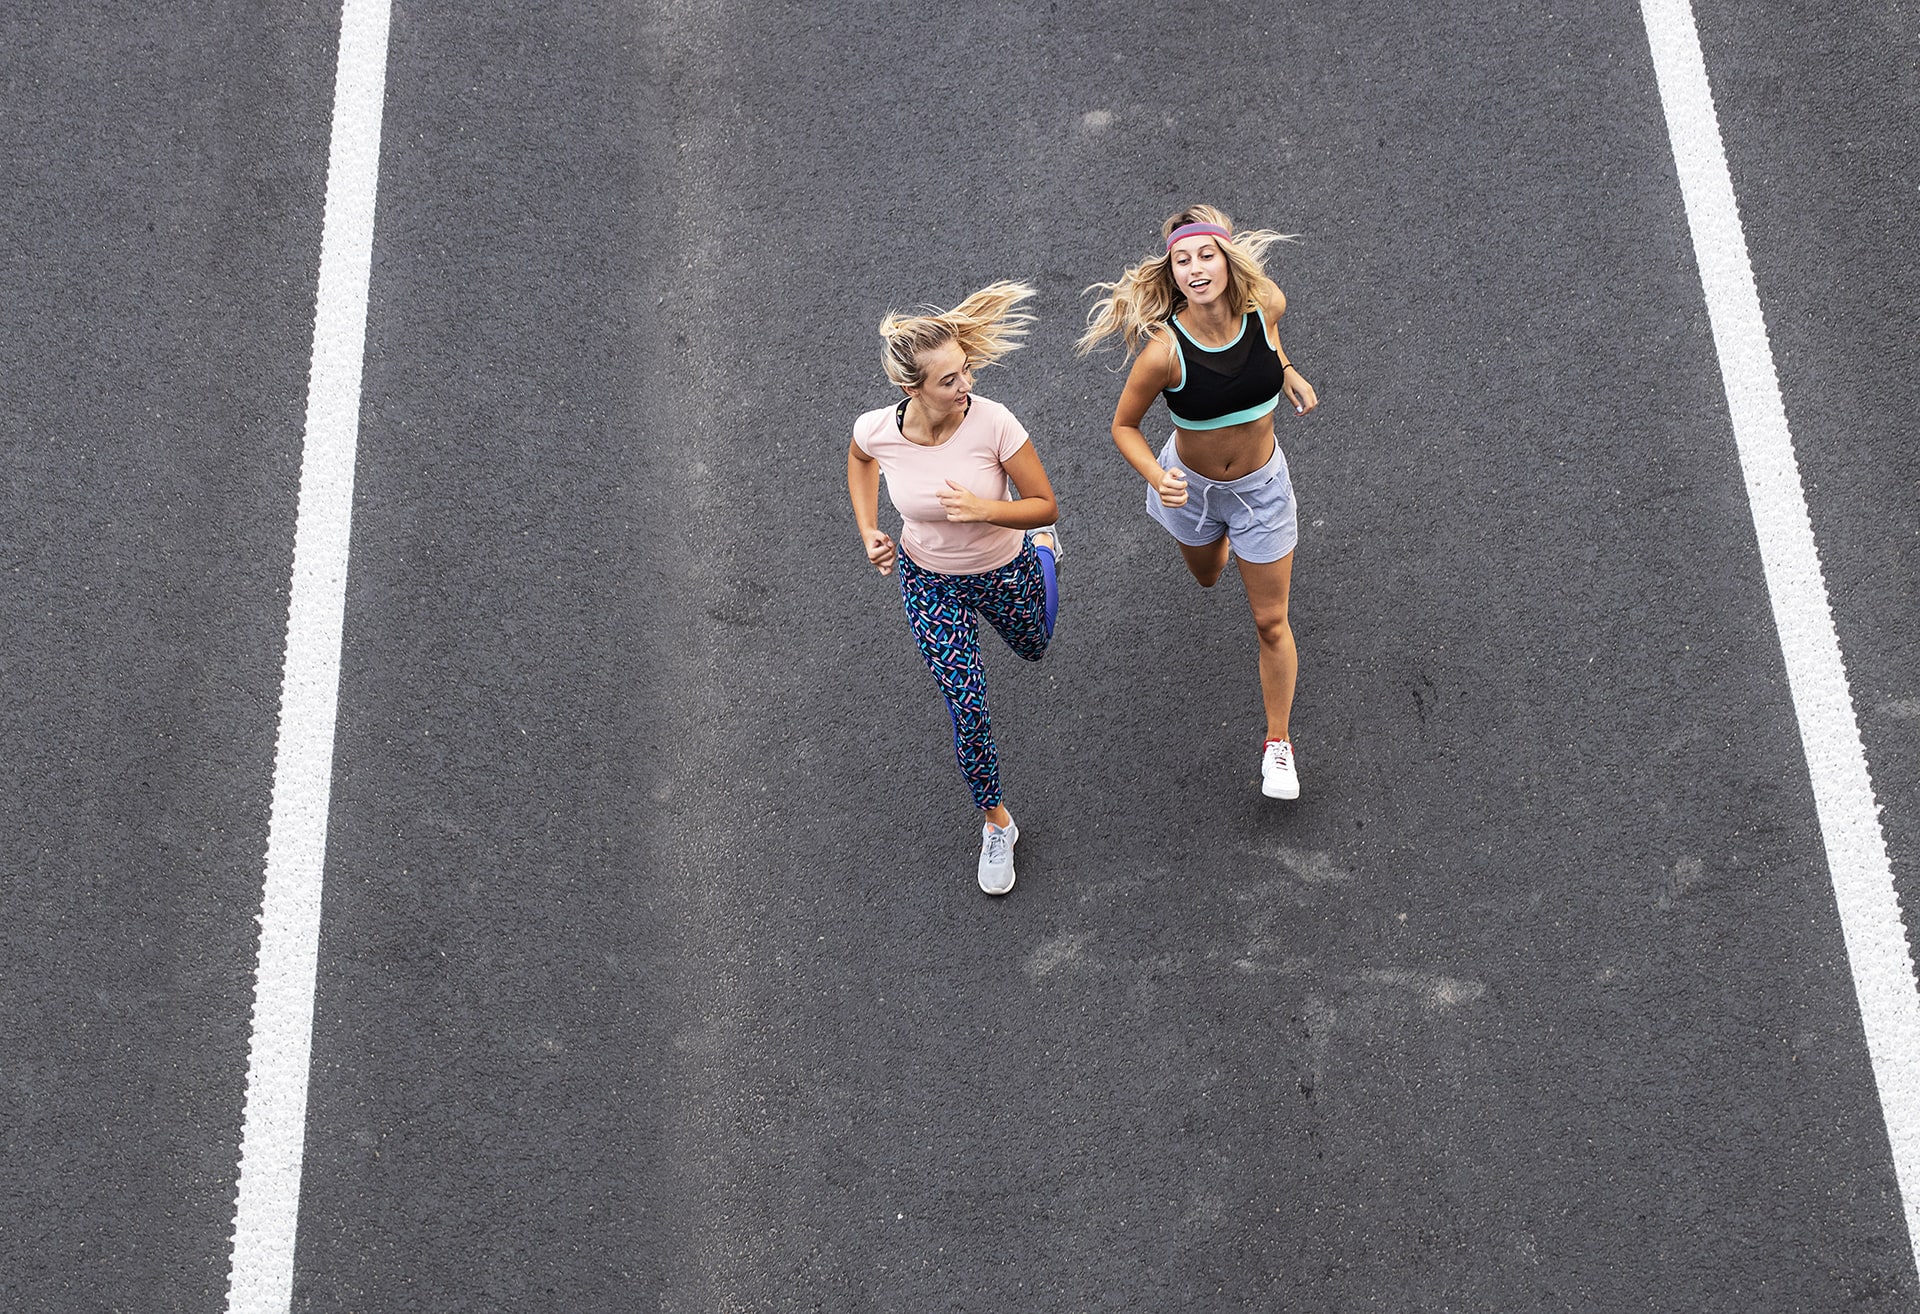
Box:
[1161,307,1285,430]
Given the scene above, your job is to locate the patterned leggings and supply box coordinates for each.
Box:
[899,540,1056,809]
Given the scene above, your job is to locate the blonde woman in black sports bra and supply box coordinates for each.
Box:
[1080,205,1319,799]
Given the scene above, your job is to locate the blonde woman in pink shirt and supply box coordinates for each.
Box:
[847,281,1062,896]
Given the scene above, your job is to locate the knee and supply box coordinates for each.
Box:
[1255,609,1292,648]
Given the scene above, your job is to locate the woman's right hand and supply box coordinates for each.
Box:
[863,528,898,575]
[1151,465,1189,508]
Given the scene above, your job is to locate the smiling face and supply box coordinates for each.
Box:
[904,338,973,416]
[1168,234,1231,308]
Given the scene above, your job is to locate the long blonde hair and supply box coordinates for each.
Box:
[879,280,1036,389]
[1077,205,1294,357]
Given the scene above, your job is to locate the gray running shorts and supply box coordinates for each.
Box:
[1145,432,1299,563]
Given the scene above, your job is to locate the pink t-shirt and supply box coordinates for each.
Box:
[853,395,1030,574]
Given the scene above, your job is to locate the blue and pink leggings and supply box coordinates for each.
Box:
[898,538,1058,809]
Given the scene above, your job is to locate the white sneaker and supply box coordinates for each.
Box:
[1260,740,1300,799]
[978,817,1018,894]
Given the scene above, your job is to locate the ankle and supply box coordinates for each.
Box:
[982,805,1012,828]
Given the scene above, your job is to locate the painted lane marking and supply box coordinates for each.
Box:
[1641,0,1920,1265]
[224,2,391,1310]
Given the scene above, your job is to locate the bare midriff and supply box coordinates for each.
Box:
[1173,414,1278,482]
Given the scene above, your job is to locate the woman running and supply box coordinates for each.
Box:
[1080,205,1318,798]
[847,281,1061,895]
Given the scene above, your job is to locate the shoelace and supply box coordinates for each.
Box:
[983,829,1009,863]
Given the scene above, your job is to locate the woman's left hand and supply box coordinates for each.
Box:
[937,480,993,522]
[1284,368,1318,416]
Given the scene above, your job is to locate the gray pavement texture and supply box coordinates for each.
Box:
[3,0,1919,1311]
[2,3,336,1309]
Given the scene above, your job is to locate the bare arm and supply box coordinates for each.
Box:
[1110,332,1190,506]
[846,437,897,575]
[1260,285,1317,416]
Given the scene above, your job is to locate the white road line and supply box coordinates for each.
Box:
[1641,0,1920,1265]
[225,2,391,1310]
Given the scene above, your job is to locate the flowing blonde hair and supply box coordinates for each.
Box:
[879,280,1036,389]
[1077,205,1295,357]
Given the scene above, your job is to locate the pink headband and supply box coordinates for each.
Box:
[1166,221,1231,250]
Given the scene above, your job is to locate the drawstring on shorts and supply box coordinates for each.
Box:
[1192,462,1280,531]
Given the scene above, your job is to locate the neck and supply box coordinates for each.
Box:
[909,396,966,432]
[1182,299,1237,329]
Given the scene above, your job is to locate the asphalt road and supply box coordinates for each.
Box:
[3,0,1918,1310]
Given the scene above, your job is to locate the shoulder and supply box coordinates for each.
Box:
[968,395,1030,451]
[851,404,896,455]
[969,394,1016,424]
[854,402,897,435]
[1132,325,1180,387]
[970,394,1027,434]
[1256,284,1287,319]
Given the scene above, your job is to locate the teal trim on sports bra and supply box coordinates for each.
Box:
[1164,311,1250,395]
[1171,311,1248,352]
[1159,305,1282,422]
[1168,394,1280,430]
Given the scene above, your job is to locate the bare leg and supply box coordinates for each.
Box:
[1176,536,1232,588]
[1238,551,1297,743]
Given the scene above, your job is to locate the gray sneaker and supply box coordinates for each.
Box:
[1029,523,1062,562]
[977,817,1018,895]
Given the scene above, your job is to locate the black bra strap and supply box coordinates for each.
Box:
[894,394,969,436]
